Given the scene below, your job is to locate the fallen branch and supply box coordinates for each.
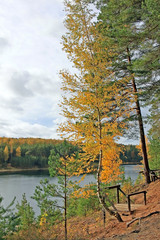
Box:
[127,211,160,228]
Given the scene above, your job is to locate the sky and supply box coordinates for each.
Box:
[0,0,146,144]
[0,0,72,139]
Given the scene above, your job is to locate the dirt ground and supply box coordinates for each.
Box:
[64,179,160,240]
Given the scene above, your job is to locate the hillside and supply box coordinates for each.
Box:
[52,179,160,240]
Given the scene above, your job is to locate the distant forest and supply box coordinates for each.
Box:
[0,137,142,169]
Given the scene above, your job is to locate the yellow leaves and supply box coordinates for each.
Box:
[58,0,135,185]
[16,146,21,157]
[4,145,9,162]
[77,174,86,183]
[121,181,133,196]
[100,145,122,183]
[71,185,96,199]
[39,212,48,226]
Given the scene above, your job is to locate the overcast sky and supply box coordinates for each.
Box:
[0,0,144,145]
[0,0,74,139]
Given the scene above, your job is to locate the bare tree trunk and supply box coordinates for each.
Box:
[126,47,150,184]
[97,149,123,222]
[97,110,123,222]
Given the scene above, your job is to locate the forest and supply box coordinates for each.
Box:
[0,137,61,169]
[0,137,142,170]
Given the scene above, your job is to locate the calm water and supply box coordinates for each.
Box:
[0,165,141,215]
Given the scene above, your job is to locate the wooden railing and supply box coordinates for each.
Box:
[105,184,147,213]
[127,191,147,212]
[105,184,126,204]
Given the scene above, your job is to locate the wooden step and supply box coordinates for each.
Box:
[109,203,143,212]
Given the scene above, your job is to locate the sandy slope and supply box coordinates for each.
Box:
[63,179,160,240]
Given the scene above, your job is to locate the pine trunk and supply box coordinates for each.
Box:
[126,47,150,184]
[64,166,67,240]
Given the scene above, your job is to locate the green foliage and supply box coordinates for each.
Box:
[16,193,35,230]
[120,144,142,164]
[0,148,4,166]
[134,173,144,186]
[149,137,160,169]
[11,156,37,168]
[0,138,60,169]
[96,0,160,129]
[10,155,48,169]
[48,140,79,177]
[32,179,62,225]
[48,140,80,240]
[148,94,160,170]
[68,184,100,217]
[0,196,18,239]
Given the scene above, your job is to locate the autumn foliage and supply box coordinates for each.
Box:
[57,0,137,222]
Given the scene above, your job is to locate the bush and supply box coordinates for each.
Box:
[68,184,100,217]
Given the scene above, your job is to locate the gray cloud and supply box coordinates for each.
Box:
[0,97,23,112]
[0,0,69,139]
[0,121,58,139]
[29,75,61,96]
[9,72,34,97]
[8,70,61,98]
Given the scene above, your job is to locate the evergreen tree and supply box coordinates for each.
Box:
[16,194,35,230]
[33,141,80,240]
[93,0,153,183]
[0,196,18,239]
[48,140,80,240]
[32,179,62,226]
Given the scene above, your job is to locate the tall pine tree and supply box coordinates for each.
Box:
[93,0,155,183]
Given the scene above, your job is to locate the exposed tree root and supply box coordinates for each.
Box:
[127,211,160,228]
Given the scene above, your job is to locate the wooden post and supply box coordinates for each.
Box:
[144,191,147,205]
[117,186,120,204]
[127,195,131,212]
[127,190,147,212]
[102,208,106,227]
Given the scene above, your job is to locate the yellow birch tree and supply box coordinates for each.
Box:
[4,145,9,163]
[16,146,21,157]
[59,0,134,222]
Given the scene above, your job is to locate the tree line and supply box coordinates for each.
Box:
[0,137,142,169]
[0,137,61,169]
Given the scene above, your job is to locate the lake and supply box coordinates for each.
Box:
[0,164,141,215]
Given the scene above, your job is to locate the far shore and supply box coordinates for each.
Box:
[0,162,141,174]
[0,167,49,174]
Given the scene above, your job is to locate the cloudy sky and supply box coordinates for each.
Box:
[0,0,73,139]
[0,0,146,145]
